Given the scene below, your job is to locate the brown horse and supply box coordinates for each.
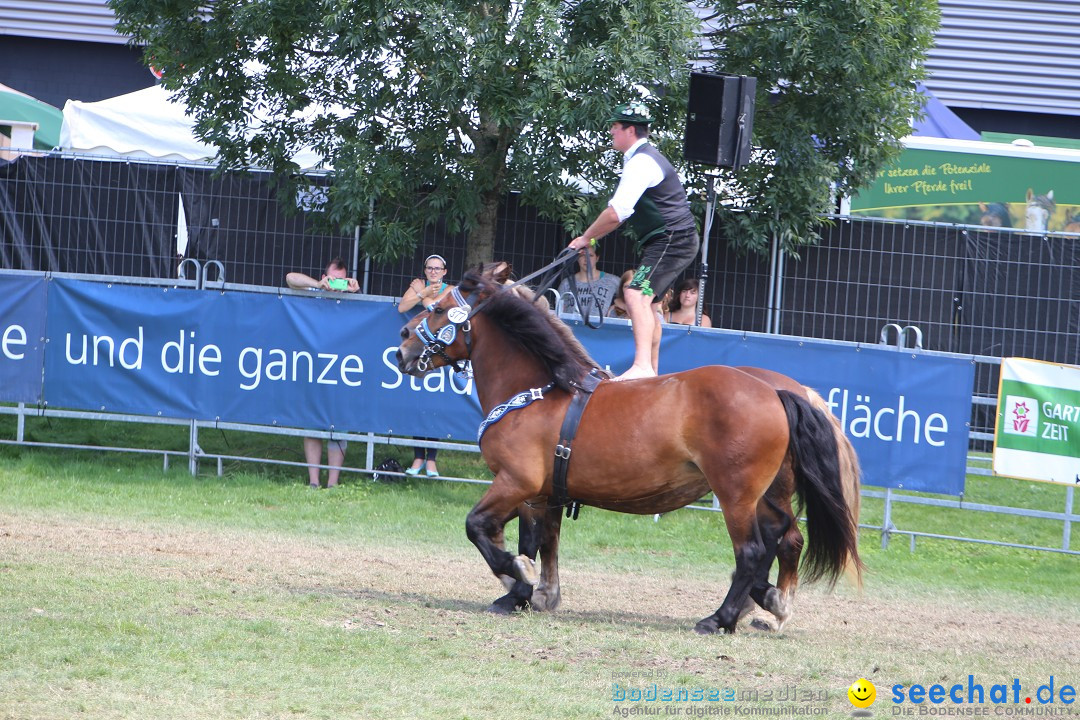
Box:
[512,367,862,632]
[396,270,862,634]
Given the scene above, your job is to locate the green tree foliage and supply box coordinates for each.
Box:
[110,0,697,266]
[696,0,940,255]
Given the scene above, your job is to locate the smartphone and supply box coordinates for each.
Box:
[327,277,348,291]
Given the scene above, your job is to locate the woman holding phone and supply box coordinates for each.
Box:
[284,257,358,488]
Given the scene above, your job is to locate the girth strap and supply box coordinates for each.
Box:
[553,368,606,519]
[477,383,555,447]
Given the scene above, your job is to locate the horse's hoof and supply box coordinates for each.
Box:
[530,587,561,613]
[487,598,518,615]
[694,617,721,635]
[488,591,531,615]
[696,615,738,635]
[513,554,539,587]
[749,618,774,632]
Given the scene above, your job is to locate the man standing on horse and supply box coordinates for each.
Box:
[568,101,699,380]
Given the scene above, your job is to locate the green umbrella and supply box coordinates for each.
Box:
[0,83,63,150]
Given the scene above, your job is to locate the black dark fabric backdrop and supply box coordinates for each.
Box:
[2,155,1077,374]
[0,156,343,287]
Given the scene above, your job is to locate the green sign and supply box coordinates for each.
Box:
[848,139,1080,232]
[993,358,1080,485]
[996,380,1080,456]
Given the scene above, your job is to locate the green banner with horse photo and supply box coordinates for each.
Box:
[844,137,1080,233]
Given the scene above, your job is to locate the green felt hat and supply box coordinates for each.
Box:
[607,101,653,125]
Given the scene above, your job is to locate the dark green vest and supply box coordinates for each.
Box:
[626,144,696,247]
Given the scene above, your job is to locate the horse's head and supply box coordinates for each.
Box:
[978,202,1011,228]
[395,271,500,376]
[1025,189,1055,232]
[1063,210,1080,237]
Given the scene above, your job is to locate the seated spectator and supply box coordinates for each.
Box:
[556,242,620,319]
[606,269,635,320]
[667,278,712,327]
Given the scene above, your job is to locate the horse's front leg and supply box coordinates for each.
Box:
[466,477,540,614]
[496,507,522,592]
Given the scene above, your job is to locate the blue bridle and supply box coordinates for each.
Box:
[413,286,473,373]
[411,278,562,448]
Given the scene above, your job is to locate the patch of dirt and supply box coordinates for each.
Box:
[4,511,1078,691]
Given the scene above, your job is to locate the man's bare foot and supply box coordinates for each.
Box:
[614,364,657,381]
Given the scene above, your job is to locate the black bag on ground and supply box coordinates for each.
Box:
[372,458,403,482]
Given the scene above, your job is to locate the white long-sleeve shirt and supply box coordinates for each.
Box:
[608,138,664,222]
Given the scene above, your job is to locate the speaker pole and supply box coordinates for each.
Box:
[697,170,719,327]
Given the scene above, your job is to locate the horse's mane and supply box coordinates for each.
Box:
[459,270,609,391]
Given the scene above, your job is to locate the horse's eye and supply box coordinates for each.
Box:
[433,307,445,314]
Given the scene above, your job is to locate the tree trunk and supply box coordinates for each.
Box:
[465,191,499,271]
[464,115,517,272]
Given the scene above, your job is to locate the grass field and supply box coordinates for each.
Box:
[1,419,1078,719]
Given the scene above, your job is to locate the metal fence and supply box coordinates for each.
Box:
[4,153,1077,371]
[3,152,1080,554]
[3,371,1076,556]
[0,153,353,286]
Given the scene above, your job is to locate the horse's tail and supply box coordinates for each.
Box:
[777,390,863,588]
[803,387,863,586]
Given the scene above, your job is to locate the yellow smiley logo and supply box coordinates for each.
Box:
[848,678,876,708]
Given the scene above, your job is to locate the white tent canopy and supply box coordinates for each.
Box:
[60,84,324,170]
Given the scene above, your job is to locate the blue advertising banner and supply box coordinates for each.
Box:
[39,278,973,493]
[0,274,47,403]
[568,318,974,494]
[43,279,482,440]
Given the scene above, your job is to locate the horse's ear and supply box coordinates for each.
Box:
[479,261,512,285]
[459,268,492,298]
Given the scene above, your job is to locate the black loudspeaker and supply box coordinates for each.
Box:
[683,72,757,168]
